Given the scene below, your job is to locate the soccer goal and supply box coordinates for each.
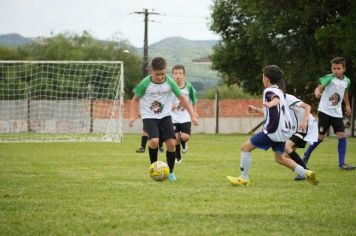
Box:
[0,61,124,142]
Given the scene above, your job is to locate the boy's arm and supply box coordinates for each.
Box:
[178,95,198,125]
[128,95,140,127]
[343,91,351,117]
[264,97,280,108]
[314,85,324,99]
[248,105,263,114]
[193,103,199,118]
[298,101,311,132]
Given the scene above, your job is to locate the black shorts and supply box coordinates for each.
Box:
[318,111,344,135]
[173,122,192,135]
[289,132,307,148]
[143,116,175,142]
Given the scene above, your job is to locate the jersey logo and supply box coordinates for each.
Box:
[150,100,164,114]
[329,93,341,106]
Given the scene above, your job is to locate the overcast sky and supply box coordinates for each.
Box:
[0,0,220,47]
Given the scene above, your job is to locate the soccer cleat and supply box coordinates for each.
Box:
[168,173,177,182]
[304,170,319,185]
[159,146,164,152]
[181,143,188,153]
[302,155,309,165]
[226,176,249,186]
[294,175,305,181]
[175,158,182,164]
[136,147,145,153]
[339,164,356,171]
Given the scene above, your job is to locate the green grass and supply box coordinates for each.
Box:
[1,134,356,235]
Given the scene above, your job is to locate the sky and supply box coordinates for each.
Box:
[0,0,220,47]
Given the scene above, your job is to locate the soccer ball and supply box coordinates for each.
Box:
[149,161,170,181]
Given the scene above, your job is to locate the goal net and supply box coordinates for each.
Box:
[0,61,124,142]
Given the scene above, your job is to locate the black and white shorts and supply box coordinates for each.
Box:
[318,111,344,135]
[173,122,192,135]
[143,116,175,142]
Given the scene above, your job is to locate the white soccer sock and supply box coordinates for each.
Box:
[294,165,307,176]
[240,152,252,180]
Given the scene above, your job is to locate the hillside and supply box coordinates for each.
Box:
[0,34,221,92]
[136,37,221,91]
[0,33,32,47]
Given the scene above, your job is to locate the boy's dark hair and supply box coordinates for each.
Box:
[150,57,167,71]
[331,57,346,67]
[172,64,185,74]
[263,65,284,84]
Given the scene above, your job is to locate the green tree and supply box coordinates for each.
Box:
[210,0,356,104]
[0,32,143,98]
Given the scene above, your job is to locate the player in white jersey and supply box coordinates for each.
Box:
[277,79,318,180]
[170,64,198,163]
[129,57,198,181]
[303,57,355,170]
[227,65,318,186]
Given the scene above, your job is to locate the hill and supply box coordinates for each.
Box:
[0,33,33,47]
[136,37,221,92]
[0,34,221,93]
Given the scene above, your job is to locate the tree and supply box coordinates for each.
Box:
[0,32,143,98]
[210,0,356,104]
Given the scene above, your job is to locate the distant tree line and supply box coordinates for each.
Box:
[0,31,143,99]
[210,0,356,108]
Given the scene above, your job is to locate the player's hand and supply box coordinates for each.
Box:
[128,118,135,127]
[192,116,199,126]
[263,102,272,109]
[345,106,352,117]
[299,123,307,132]
[248,105,258,113]
[315,88,322,99]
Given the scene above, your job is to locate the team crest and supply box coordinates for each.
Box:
[177,102,185,111]
[150,100,164,113]
[329,93,341,106]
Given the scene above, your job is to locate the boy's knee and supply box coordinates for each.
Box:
[181,133,190,141]
[241,141,252,152]
[165,139,176,151]
[149,138,159,148]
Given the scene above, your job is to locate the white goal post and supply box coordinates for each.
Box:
[0,61,124,142]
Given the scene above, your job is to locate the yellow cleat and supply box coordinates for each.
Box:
[227,176,249,186]
[305,170,319,185]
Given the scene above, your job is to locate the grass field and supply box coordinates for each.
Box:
[1,134,356,235]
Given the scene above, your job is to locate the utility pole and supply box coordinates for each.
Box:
[133,9,159,77]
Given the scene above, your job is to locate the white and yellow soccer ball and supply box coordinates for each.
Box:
[149,161,170,181]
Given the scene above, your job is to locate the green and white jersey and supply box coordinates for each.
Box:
[318,74,351,118]
[133,75,181,119]
[171,82,197,123]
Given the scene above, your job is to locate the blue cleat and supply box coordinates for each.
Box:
[168,173,177,182]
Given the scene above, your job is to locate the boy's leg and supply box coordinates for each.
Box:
[274,152,318,185]
[286,137,307,169]
[159,116,177,181]
[303,138,323,164]
[304,112,329,163]
[227,136,257,186]
[159,139,164,152]
[180,122,191,153]
[143,119,160,163]
[332,116,355,170]
[148,138,159,163]
[136,131,148,153]
[175,133,182,163]
[181,140,187,151]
